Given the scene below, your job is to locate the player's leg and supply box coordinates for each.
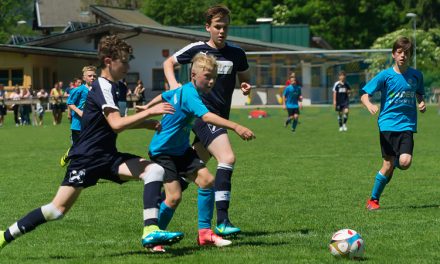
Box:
[342,107,349,131]
[1,186,81,250]
[195,168,231,247]
[118,158,183,248]
[285,108,293,127]
[291,109,299,131]
[394,131,414,170]
[337,110,343,131]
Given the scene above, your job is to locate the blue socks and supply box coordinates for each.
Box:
[158,201,175,230]
[371,172,389,200]
[198,188,214,229]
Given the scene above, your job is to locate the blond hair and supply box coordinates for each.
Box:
[191,53,217,74]
[82,65,97,73]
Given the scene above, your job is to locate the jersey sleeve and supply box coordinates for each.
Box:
[67,88,78,105]
[173,42,203,65]
[161,89,174,103]
[97,78,119,111]
[362,71,385,95]
[282,86,289,97]
[236,48,249,72]
[332,82,338,92]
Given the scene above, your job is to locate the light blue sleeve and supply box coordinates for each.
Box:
[362,71,385,95]
[282,86,290,97]
[184,88,209,118]
[161,89,175,104]
[67,88,79,105]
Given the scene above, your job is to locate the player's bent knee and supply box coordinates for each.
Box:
[219,155,235,165]
[165,195,182,208]
[41,203,64,221]
[143,163,165,183]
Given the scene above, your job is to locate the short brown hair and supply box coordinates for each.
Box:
[338,71,346,76]
[392,36,413,56]
[98,35,133,68]
[205,5,230,25]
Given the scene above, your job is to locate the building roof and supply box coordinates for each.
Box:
[35,0,91,28]
[0,44,97,59]
[90,5,161,26]
[23,21,319,52]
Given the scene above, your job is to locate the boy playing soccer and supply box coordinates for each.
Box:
[283,74,302,131]
[60,65,97,167]
[361,36,426,210]
[333,71,351,131]
[163,4,251,236]
[0,35,183,253]
[142,53,255,251]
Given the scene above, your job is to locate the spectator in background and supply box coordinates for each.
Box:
[9,86,21,126]
[117,79,130,117]
[36,89,49,126]
[134,80,145,106]
[50,82,63,125]
[20,87,32,125]
[0,84,6,127]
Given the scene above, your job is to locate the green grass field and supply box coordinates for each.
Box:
[1,105,439,263]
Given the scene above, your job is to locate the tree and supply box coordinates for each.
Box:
[0,0,34,44]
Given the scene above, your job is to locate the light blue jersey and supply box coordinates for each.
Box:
[67,85,90,131]
[362,67,424,132]
[149,82,209,156]
[283,85,302,108]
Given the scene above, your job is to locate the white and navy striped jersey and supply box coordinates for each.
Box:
[173,41,249,119]
[68,77,120,160]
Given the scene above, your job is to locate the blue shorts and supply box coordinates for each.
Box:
[61,152,140,188]
[192,118,227,148]
[149,148,205,183]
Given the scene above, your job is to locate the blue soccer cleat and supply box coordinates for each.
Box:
[141,230,184,248]
[214,219,241,236]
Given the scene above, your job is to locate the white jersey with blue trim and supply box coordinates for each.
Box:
[69,77,120,159]
[362,67,424,132]
[172,41,249,119]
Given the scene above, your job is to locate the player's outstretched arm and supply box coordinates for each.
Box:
[416,94,426,113]
[105,102,174,133]
[163,57,181,90]
[360,94,378,115]
[137,94,163,111]
[202,112,255,141]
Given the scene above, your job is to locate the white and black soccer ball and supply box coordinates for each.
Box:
[329,229,365,259]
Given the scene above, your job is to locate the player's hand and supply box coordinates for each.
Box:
[282,104,286,110]
[147,102,175,116]
[299,102,303,110]
[418,101,426,113]
[235,125,256,141]
[241,82,251,96]
[367,104,379,115]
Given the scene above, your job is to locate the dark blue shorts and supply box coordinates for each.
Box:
[287,108,300,116]
[335,103,349,112]
[380,131,414,158]
[61,152,140,188]
[149,148,205,183]
[192,118,227,148]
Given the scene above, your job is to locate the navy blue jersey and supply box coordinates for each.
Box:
[332,81,351,105]
[173,41,249,119]
[68,77,120,160]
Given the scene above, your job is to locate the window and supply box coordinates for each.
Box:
[152,68,179,91]
[0,69,23,86]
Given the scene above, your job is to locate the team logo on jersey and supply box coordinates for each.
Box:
[68,169,86,184]
[216,60,233,74]
[207,124,222,134]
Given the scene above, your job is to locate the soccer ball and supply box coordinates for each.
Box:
[329,229,365,259]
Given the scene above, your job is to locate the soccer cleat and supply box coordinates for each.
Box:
[214,219,241,236]
[366,199,380,211]
[149,245,166,253]
[141,230,184,248]
[0,231,7,251]
[197,229,232,247]
[342,124,348,131]
[339,127,343,132]
[60,148,71,167]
